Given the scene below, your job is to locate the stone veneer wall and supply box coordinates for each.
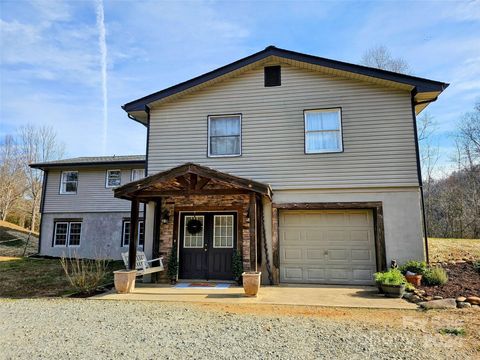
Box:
[156,194,252,283]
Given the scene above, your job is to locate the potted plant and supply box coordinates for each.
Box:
[374,268,406,298]
[167,246,179,285]
[232,250,244,285]
[242,271,261,297]
[399,260,426,287]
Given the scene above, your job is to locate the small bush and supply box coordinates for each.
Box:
[60,256,109,294]
[232,250,243,281]
[374,268,406,286]
[473,260,480,274]
[404,282,415,292]
[166,247,179,280]
[399,260,427,275]
[423,267,448,286]
[439,328,466,336]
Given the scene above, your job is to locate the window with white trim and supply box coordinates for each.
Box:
[131,169,145,181]
[121,220,145,247]
[53,221,82,247]
[304,109,343,153]
[60,171,78,194]
[213,215,234,248]
[106,169,121,188]
[183,215,204,248]
[208,115,241,157]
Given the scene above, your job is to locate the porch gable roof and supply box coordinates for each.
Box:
[114,162,272,200]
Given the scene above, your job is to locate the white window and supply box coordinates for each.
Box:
[106,169,121,188]
[54,221,82,247]
[183,215,204,248]
[60,171,78,194]
[213,215,234,248]
[131,169,145,181]
[122,220,145,247]
[304,109,343,153]
[208,115,241,157]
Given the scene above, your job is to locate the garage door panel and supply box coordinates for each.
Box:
[279,210,376,285]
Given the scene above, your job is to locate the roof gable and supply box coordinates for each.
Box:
[122,46,448,124]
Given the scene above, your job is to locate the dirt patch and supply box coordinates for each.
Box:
[419,262,480,298]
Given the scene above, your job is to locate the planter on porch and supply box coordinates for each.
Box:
[114,270,137,293]
[242,271,261,297]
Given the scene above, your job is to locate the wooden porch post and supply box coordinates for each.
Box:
[249,193,257,272]
[128,199,140,270]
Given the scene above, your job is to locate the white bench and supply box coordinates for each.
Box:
[121,251,164,276]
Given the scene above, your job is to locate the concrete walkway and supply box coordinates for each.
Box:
[92,283,417,309]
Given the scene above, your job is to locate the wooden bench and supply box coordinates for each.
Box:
[121,251,164,276]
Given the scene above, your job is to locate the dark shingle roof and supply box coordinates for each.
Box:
[122,45,448,123]
[30,155,145,169]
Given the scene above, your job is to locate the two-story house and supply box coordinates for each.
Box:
[33,46,447,285]
[30,156,146,259]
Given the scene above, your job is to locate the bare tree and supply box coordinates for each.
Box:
[360,45,411,74]
[0,135,26,220]
[19,125,65,231]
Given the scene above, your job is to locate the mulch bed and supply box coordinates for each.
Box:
[418,262,480,298]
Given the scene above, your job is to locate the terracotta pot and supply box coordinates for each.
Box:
[405,274,422,287]
[381,284,406,298]
[242,271,261,297]
[114,270,137,293]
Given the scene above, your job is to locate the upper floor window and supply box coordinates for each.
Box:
[106,169,121,188]
[131,169,145,181]
[208,115,241,157]
[53,220,82,247]
[304,109,343,154]
[60,171,78,194]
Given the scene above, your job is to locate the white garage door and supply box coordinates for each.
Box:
[279,210,376,285]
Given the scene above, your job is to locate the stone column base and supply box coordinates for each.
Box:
[114,270,137,293]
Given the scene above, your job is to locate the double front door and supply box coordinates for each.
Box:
[179,212,237,280]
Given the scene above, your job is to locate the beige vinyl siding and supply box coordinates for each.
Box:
[43,168,135,213]
[148,63,418,189]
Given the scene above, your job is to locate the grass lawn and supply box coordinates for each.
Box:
[428,237,480,263]
[0,257,124,298]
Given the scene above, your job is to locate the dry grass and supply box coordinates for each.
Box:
[429,237,480,263]
[0,221,38,257]
[0,220,38,236]
[0,257,124,298]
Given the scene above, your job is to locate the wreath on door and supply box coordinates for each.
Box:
[186,218,203,234]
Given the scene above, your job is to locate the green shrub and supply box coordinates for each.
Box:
[473,260,480,274]
[405,282,416,292]
[423,267,448,286]
[399,260,427,275]
[439,328,466,336]
[374,268,406,286]
[166,247,179,280]
[232,250,243,281]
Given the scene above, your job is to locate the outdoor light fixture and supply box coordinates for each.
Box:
[161,209,170,224]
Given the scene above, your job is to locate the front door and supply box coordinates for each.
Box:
[179,212,236,280]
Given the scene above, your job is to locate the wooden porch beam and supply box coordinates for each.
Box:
[176,176,189,189]
[135,189,251,197]
[189,173,197,190]
[195,176,210,190]
[128,199,140,270]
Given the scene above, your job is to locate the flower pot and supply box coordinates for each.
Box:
[405,274,422,287]
[242,271,261,297]
[114,270,137,294]
[381,284,406,298]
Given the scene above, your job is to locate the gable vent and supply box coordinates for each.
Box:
[264,66,281,87]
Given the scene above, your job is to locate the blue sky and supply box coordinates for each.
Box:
[1,0,479,173]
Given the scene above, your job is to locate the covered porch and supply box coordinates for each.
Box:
[114,163,273,284]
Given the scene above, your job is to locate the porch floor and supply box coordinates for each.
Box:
[92,283,416,309]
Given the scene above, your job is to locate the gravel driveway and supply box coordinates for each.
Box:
[0,299,473,359]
